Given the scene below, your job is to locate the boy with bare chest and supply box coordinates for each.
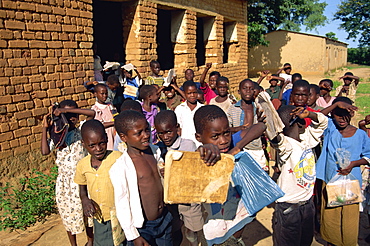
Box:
[109,110,173,246]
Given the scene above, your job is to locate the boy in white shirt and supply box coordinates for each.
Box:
[270,105,328,246]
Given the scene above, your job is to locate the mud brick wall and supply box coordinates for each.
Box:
[124,0,248,96]
[0,0,94,160]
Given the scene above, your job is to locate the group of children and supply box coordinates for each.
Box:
[41,60,370,246]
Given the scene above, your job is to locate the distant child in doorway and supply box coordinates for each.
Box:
[146,60,165,86]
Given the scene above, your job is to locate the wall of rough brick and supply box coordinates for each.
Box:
[0,0,94,161]
[0,0,248,171]
[124,0,248,96]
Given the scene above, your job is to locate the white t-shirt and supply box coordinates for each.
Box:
[174,101,203,146]
[272,113,328,203]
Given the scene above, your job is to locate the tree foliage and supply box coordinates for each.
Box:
[248,0,327,48]
[347,47,370,65]
[334,0,370,47]
[325,32,338,41]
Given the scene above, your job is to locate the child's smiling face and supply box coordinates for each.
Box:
[196,117,231,153]
[120,118,151,150]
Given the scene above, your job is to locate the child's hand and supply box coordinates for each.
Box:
[321,83,332,91]
[260,70,269,77]
[291,107,309,119]
[337,162,354,176]
[197,144,221,166]
[133,236,150,246]
[336,101,358,112]
[42,112,52,128]
[206,63,212,69]
[364,115,370,124]
[256,108,266,123]
[81,197,96,217]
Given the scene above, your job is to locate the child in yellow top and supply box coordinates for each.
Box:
[74,119,123,246]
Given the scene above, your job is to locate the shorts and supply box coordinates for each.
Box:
[178,203,204,232]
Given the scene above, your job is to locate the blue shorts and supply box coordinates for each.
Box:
[127,207,173,246]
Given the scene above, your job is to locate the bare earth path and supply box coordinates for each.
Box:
[1,67,370,246]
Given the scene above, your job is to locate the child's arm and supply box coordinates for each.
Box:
[320,101,358,116]
[79,185,96,218]
[338,158,369,175]
[256,70,269,84]
[134,66,142,80]
[359,115,370,132]
[171,82,186,99]
[54,107,96,120]
[200,63,212,86]
[41,109,52,155]
[278,80,289,100]
[197,144,221,166]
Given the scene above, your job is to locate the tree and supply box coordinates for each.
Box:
[248,0,327,48]
[325,32,338,41]
[334,0,370,47]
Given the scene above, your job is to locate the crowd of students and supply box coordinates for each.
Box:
[40,60,370,246]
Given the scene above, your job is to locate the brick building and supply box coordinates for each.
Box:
[0,0,248,165]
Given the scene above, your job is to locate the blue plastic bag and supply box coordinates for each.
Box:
[232,152,285,215]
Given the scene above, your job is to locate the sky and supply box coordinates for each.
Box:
[302,0,359,48]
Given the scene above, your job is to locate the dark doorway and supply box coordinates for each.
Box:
[196,18,206,67]
[156,9,174,70]
[93,0,125,65]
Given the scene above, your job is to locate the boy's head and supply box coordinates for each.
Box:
[252,81,261,98]
[307,84,320,107]
[283,63,292,74]
[269,74,279,87]
[197,89,206,104]
[194,105,231,153]
[343,72,354,85]
[331,97,354,129]
[59,99,78,126]
[185,69,194,81]
[115,110,150,150]
[139,85,159,104]
[81,119,108,161]
[123,69,133,79]
[319,79,333,96]
[163,86,176,99]
[238,79,255,102]
[209,71,221,90]
[154,110,179,147]
[277,105,306,137]
[216,76,229,97]
[150,60,161,75]
[120,99,143,113]
[292,73,302,83]
[94,84,108,104]
[106,74,120,91]
[183,80,198,104]
[291,80,310,107]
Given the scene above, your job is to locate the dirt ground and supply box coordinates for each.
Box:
[1,66,370,246]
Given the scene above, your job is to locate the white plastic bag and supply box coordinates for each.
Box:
[326,149,363,207]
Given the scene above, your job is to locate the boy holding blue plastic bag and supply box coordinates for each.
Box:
[270,105,328,246]
[193,105,282,245]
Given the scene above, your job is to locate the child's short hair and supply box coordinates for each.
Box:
[94,83,107,91]
[115,110,146,135]
[194,105,227,134]
[292,73,302,81]
[309,84,320,94]
[283,63,291,67]
[106,74,120,85]
[252,81,260,90]
[185,68,194,74]
[197,89,204,96]
[139,85,156,100]
[59,99,77,108]
[239,78,253,88]
[216,76,229,85]
[150,60,160,67]
[277,105,296,127]
[154,110,177,127]
[292,80,310,91]
[332,96,353,105]
[120,99,142,113]
[344,72,354,76]
[319,79,333,87]
[183,80,197,92]
[81,119,106,139]
[209,71,221,77]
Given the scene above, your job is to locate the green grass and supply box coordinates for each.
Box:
[345,65,370,70]
[356,83,370,94]
[332,80,341,89]
[355,96,370,118]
